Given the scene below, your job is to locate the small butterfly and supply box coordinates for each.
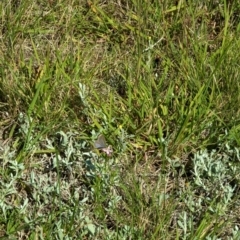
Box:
[94,134,113,156]
[94,134,107,149]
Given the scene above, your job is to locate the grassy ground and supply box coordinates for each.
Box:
[1,0,240,239]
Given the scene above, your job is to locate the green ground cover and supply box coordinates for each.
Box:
[1,0,240,239]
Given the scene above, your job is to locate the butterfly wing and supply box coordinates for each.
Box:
[94,134,107,149]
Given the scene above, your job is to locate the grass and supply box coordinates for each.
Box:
[1,0,240,239]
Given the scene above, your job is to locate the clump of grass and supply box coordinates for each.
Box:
[1,0,240,239]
